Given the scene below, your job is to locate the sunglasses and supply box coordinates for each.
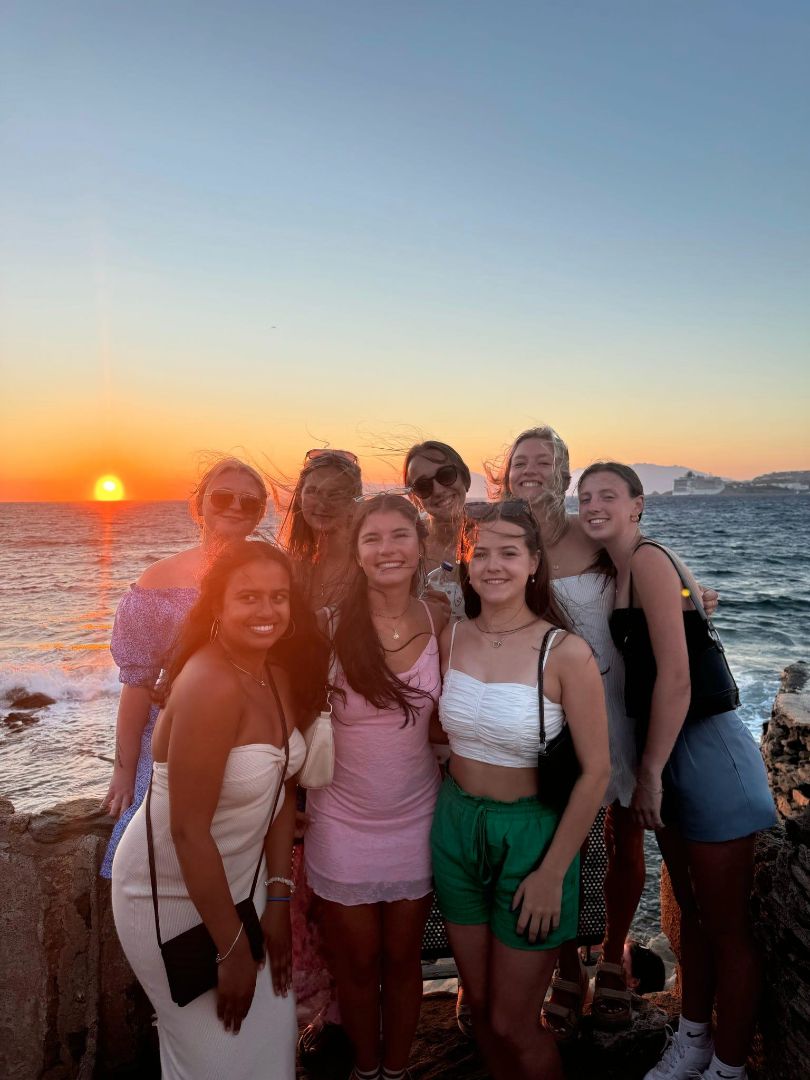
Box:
[464,498,537,526]
[305,448,359,465]
[207,489,265,516]
[410,464,460,501]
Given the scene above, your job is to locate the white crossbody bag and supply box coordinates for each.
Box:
[299,608,337,789]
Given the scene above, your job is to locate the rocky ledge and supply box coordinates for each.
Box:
[760,660,810,818]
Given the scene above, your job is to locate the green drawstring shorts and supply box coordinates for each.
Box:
[430,775,580,951]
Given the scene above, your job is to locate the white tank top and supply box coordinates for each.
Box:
[438,624,566,768]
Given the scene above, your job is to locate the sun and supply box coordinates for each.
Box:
[94,474,125,501]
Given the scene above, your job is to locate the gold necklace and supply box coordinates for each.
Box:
[219,645,267,687]
[474,616,540,649]
[370,600,411,641]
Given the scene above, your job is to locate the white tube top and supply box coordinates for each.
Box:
[438,628,566,768]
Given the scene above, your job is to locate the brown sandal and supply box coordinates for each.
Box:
[591,961,633,1030]
[541,972,588,1044]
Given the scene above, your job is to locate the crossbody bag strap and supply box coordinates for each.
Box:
[537,628,555,750]
[633,538,712,626]
[145,771,164,948]
[251,664,291,900]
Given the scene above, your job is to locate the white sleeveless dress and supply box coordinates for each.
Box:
[111,731,306,1080]
[552,573,637,807]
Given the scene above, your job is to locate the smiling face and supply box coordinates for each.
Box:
[356,508,422,591]
[217,558,291,655]
[467,520,539,608]
[300,464,357,534]
[406,452,467,523]
[201,466,266,539]
[578,470,644,543]
[507,437,558,505]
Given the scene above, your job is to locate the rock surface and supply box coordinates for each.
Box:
[760,661,810,818]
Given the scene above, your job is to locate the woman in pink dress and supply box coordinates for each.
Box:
[305,493,449,1080]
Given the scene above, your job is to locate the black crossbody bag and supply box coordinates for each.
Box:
[145,671,290,1008]
[536,628,581,811]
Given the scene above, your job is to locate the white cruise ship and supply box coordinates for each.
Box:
[672,471,725,496]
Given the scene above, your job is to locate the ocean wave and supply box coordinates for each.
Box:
[0,662,120,704]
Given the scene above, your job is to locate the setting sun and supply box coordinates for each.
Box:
[94,474,125,501]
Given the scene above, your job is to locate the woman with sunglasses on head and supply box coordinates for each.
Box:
[430,499,610,1080]
[111,539,328,1079]
[276,448,363,608]
[101,457,268,877]
[275,448,363,1060]
[305,493,449,1080]
[577,463,775,1080]
[493,427,720,1038]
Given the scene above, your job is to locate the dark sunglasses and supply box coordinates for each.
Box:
[207,489,265,516]
[305,448,359,465]
[410,464,459,500]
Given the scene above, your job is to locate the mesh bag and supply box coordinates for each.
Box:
[577,808,608,945]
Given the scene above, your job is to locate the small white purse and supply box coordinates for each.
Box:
[299,609,337,790]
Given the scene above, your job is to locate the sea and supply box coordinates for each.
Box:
[1,496,808,934]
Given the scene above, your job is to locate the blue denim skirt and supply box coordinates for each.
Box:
[661,710,777,842]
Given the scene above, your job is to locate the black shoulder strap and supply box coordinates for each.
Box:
[145,670,291,948]
[537,628,555,749]
[631,538,711,626]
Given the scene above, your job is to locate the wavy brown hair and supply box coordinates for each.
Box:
[487,426,571,546]
[156,540,329,715]
[333,494,434,725]
[459,500,571,628]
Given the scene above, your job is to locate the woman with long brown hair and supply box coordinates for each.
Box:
[430,499,609,1080]
[111,540,328,1078]
[305,493,449,1080]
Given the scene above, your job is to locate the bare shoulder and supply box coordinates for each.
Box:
[548,628,596,670]
[138,548,200,589]
[171,649,241,716]
[631,541,683,590]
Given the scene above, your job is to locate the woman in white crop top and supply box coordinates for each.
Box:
[430,500,609,1080]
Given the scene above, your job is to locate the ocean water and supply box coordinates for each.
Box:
[1,497,807,930]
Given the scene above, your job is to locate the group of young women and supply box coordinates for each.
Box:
[105,429,777,1080]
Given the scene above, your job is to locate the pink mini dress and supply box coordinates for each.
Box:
[305,602,441,905]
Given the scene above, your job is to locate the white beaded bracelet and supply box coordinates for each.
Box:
[265,875,296,894]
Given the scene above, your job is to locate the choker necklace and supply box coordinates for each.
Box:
[370,600,411,641]
[475,616,540,649]
[219,645,267,687]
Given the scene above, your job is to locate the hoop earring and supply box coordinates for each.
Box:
[280,618,296,640]
[209,618,220,643]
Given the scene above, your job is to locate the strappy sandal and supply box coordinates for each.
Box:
[591,960,633,1030]
[541,970,588,1044]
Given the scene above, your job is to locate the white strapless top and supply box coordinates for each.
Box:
[438,627,566,768]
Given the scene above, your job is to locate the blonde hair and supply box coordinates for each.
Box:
[190,456,268,526]
[487,426,571,546]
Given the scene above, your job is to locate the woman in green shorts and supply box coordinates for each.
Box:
[430,500,610,1080]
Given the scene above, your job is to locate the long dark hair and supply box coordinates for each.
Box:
[333,494,433,725]
[275,453,363,562]
[156,540,329,715]
[460,500,571,629]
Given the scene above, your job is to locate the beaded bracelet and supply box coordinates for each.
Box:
[264,875,296,894]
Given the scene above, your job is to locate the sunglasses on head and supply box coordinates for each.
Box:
[410,464,459,501]
[305,448,359,465]
[207,489,265,516]
[464,498,537,525]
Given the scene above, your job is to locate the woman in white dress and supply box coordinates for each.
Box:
[112,540,328,1079]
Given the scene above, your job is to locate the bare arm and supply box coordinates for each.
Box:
[513,639,610,943]
[631,545,692,829]
[102,684,153,818]
[167,665,259,1033]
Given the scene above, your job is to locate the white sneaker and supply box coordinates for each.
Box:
[643,1027,714,1079]
[699,1070,747,1080]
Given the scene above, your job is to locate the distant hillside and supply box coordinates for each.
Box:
[568,463,706,496]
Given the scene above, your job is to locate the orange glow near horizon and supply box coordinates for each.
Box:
[94,475,125,501]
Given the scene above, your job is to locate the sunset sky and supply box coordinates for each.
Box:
[1,2,808,501]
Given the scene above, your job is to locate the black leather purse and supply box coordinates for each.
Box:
[145,672,290,1008]
[536,628,581,811]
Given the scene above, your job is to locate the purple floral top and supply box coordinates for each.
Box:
[101,583,198,878]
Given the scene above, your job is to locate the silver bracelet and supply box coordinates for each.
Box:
[215,923,243,964]
[265,875,296,894]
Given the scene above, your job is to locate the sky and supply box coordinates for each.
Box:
[1,1,808,500]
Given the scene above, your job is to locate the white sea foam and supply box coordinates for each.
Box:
[0,662,120,704]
